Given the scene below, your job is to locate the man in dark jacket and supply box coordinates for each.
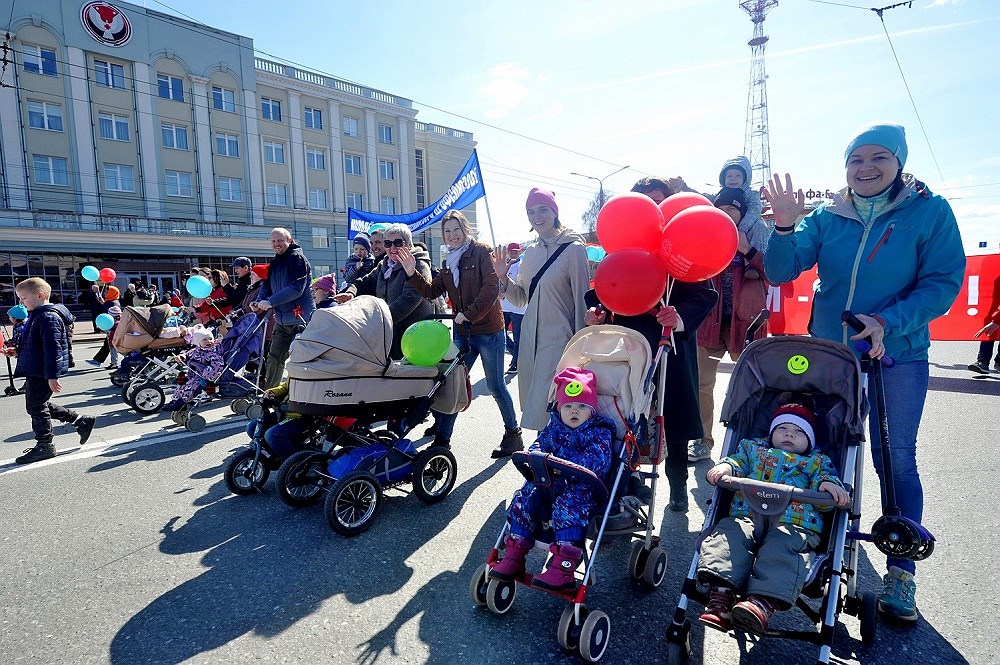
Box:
[252,229,315,389]
[3,278,96,465]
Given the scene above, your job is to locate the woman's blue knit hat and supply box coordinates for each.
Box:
[844,122,907,168]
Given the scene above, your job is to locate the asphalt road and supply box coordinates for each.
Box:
[0,338,996,664]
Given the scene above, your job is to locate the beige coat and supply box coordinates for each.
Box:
[503,228,590,430]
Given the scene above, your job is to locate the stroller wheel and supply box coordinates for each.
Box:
[411,448,458,504]
[628,541,649,582]
[130,383,165,415]
[224,449,270,495]
[4,386,17,397]
[642,546,668,588]
[558,604,587,651]
[245,403,264,421]
[170,411,183,425]
[276,450,328,508]
[665,634,691,665]
[485,577,516,615]
[325,470,382,536]
[579,609,611,662]
[231,398,251,416]
[860,590,879,646]
[110,372,128,388]
[186,413,207,432]
[469,563,489,608]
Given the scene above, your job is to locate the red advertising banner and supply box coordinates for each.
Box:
[767,253,1000,340]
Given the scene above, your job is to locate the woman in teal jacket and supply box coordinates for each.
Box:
[762,122,965,624]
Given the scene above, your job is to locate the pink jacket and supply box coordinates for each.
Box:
[696,249,768,355]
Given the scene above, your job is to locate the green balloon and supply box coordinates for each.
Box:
[401,320,451,366]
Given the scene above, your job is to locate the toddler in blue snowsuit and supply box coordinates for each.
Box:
[489,367,615,592]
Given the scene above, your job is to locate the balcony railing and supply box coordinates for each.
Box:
[254,57,414,109]
[0,209,272,240]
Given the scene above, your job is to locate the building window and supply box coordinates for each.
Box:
[263,140,285,164]
[219,177,243,202]
[161,123,189,150]
[378,123,393,144]
[414,148,426,208]
[215,133,239,158]
[342,116,359,137]
[312,226,329,248]
[33,155,69,186]
[157,74,185,101]
[306,147,326,171]
[104,164,135,192]
[304,107,323,130]
[94,60,126,88]
[27,101,63,131]
[346,192,363,210]
[344,154,362,176]
[266,183,288,206]
[309,188,328,210]
[379,159,395,181]
[261,97,282,122]
[166,170,193,197]
[212,86,236,112]
[99,112,130,141]
[380,196,396,215]
[22,45,57,76]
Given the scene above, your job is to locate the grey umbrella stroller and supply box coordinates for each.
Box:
[664,334,878,664]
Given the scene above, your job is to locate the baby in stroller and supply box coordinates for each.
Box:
[490,367,615,592]
[697,402,850,634]
[162,327,225,412]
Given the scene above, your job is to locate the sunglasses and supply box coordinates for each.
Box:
[384,238,406,247]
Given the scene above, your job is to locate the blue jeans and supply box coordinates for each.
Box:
[264,416,315,460]
[434,329,518,440]
[867,360,928,575]
[503,312,523,361]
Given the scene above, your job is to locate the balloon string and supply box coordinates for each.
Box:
[663,276,676,354]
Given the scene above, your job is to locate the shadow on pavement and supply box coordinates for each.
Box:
[108,457,506,665]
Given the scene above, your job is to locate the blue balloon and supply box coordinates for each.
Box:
[81,265,100,282]
[186,275,212,299]
[95,313,115,331]
[586,245,606,262]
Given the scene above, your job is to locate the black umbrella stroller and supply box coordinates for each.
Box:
[664,312,935,664]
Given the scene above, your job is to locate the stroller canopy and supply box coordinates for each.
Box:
[286,296,392,380]
[123,304,172,337]
[720,336,867,441]
[552,325,654,437]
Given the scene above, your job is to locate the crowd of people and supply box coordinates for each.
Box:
[2,121,968,628]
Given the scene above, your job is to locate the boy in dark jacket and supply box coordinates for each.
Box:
[2,278,96,464]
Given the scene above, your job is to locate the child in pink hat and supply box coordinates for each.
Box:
[488,367,615,592]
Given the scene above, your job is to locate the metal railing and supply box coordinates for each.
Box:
[254,57,414,109]
[0,209,273,239]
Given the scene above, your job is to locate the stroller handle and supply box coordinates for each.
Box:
[716,475,841,510]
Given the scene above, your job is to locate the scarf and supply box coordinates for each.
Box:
[851,187,893,225]
[445,240,472,288]
[384,258,399,279]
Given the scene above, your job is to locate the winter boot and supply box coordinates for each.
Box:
[699,586,736,631]
[491,427,524,459]
[15,443,56,465]
[732,594,780,633]
[489,535,533,580]
[531,542,582,592]
[75,416,96,445]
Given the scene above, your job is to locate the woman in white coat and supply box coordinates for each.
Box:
[492,188,590,436]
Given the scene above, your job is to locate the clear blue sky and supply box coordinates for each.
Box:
[150,0,999,252]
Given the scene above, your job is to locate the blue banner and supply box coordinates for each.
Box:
[348,150,485,239]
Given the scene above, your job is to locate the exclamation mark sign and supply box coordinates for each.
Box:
[967,275,979,316]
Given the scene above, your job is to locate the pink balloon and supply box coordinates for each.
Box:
[596,193,665,254]
[658,206,738,282]
[593,249,667,317]
[658,192,713,225]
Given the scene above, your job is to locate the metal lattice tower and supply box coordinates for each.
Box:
[740,0,778,189]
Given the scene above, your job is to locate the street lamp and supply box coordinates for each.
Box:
[570,165,631,209]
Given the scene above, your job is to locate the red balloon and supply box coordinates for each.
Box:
[658,206,738,282]
[596,193,664,254]
[593,249,667,317]
[658,192,713,225]
[99,267,117,283]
